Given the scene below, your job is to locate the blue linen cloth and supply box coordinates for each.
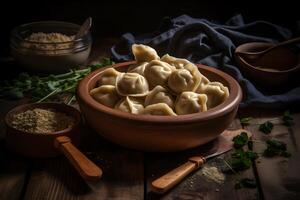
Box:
[111,15,300,108]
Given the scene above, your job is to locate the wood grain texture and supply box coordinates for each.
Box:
[146,119,259,200]
[243,110,300,200]
[23,125,144,200]
[0,145,29,200]
[0,100,30,200]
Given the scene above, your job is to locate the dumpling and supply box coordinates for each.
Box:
[97,68,120,86]
[141,103,177,116]
[127,62,148,76]
[144,60,176,88]
[145,85,175,109]
[168,63,202,94]
[175,92,208,115]
[115,96,144,114]
[90,85,120,108]
[197,82,229,109]
[161,54,190,69]
[132,44,160,62]
[116,72,149,97]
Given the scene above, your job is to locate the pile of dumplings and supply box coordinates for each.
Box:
[90,44,229,116]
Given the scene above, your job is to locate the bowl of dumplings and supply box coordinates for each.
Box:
[77,44,242,152]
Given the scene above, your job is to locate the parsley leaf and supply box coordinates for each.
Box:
[282,110,294,127]
[229,149,258,171]
[240,117,252,126]
[235,178,257,189]
[263,139,291,157]
[232,132,249,149]
[259,121,273,134]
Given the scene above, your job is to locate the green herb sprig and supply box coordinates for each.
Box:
[229,149,258,171]
[225,132,291,190]
[259,121,274,134]
[282,110,294,127]
[0,58,114,102]
[263,139,291,158]
[226,132,258,172]
[239,117,252,126]
[240,110,294,135]
[232,132,249,149]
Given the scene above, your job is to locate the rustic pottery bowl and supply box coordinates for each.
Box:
[5,103,81,157]
[234,42,300,89]
[77,62,242,152]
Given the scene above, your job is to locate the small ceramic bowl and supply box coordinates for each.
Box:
[5,102,81,157]
[76,61,242,152]
[234,42,300,89]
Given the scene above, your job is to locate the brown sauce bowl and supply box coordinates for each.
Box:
[76,62,242,152]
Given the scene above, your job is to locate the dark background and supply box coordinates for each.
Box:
[0,0,299,56]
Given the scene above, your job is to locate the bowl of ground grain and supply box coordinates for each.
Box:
[10,21,92,73]
[4,103,81,157]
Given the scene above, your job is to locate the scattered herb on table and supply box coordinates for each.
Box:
[240,111,294,130]
[263,139,291,158]
[226,131,291,190]
[240,117,252,126]
[229,149,258,171]
[282,110,294,127]
[0,58,114,102]
[225,132,258,172]
[259,121,274,134]
[232,132,249,149]
[235,178,257,189]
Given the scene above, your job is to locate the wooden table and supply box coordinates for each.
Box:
[1,39,300,200]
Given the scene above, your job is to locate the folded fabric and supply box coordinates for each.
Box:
[111,14,300,108]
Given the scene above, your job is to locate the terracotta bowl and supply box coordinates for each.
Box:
[235,42,300,89]
[76,62,242,152]
[5,103,81,157]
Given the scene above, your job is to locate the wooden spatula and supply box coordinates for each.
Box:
[151,129,252,194]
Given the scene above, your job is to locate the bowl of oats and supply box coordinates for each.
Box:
[10,21,92,73]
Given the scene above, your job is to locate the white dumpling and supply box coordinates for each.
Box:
[200,75,210,85]
[168,63,202,94]
[161,54,191,69]
[175,92,208,115]
[197,82,229,109]
[90,85,120,108]
[115,96,144,114]
[116,72,149,97]
[127,62,148,76]
[144,60,176,88]
[97,68,121,86]
[141,103,177,116]
[132,44,160,62]
[145,85,175,109]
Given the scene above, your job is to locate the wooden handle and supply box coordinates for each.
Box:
[151,156,205,194]
[54,136,102,181]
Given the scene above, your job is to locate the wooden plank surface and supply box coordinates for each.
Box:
[145,119,259,200]
[23,124,144,200]
[0,100,29,200]
[242,110,300,200]
[1,37,300,200]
